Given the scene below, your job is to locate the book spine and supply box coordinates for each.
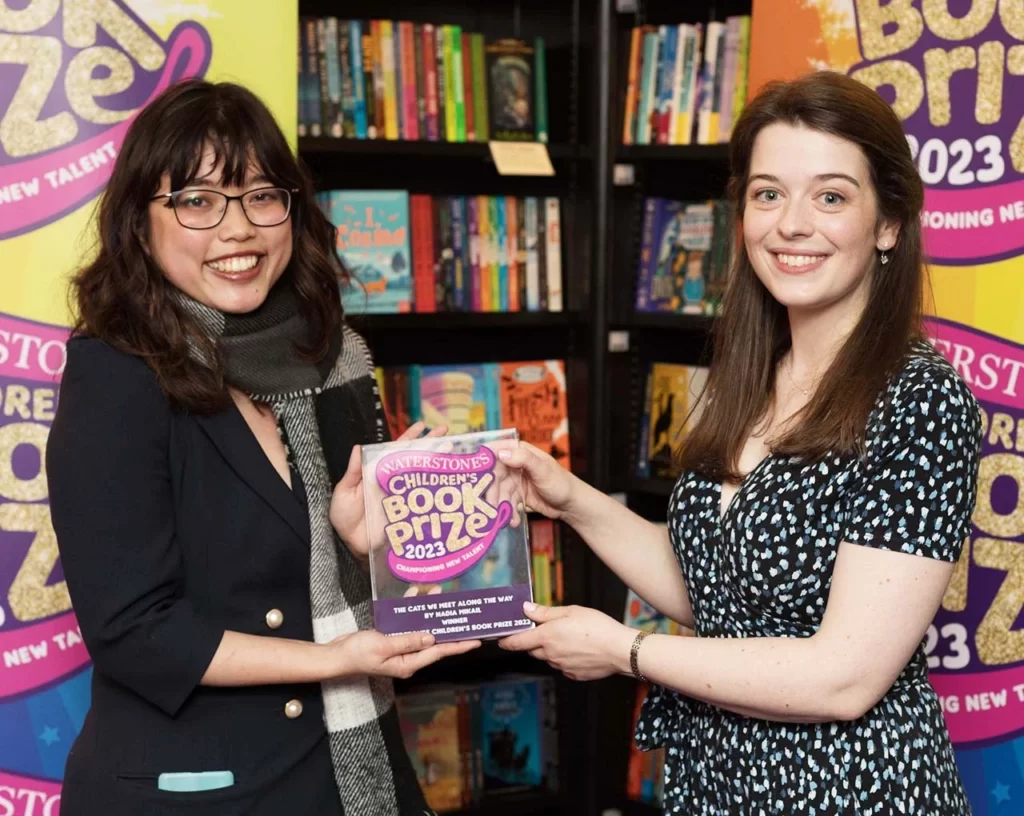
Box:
[732,16,752,129]
[413,23,426,140]
[423,25,440,141]
[495,196,509,312]
[467,196,481,311]
[436,25,448,140]
[708,25,727,143]
[674,26,695,145]
[717,17,740,143]
[349,21,367,138]
[517,197,528,311]
[325,18,344,137]
[471,34,489,141]
[461,31,475,141]
[450,196,466,311]
[667,24,688,145]
[378,21,398,139]
[636,31,659,145]
[635,197,656,311]
[622,26,643,144]
[443,27,457,142]
[451,26,466,142]
[697,22,723,144]
[506,196,519,312]
[488,196,501,311]
[477,196,491,311]
[400,22,418,140]
[525,197,540,312]
[393,20,405,138]
[534,36,548,143]
[544,198,563,312]
[411,194,435,312]
[654,25,677,145]
[338,22,355,138]
[365,23,380,138]
[315,19,330,137]
[297,20,308,137]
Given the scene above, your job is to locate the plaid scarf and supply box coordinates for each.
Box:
[176,283,429,816]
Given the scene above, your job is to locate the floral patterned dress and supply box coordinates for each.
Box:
[636,342,981,815]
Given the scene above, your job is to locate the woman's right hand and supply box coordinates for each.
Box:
[497,441,577,520]
[326,630,480,680]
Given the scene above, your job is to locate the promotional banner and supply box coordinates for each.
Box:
[749,1,1023,812]
[0,2,296,811]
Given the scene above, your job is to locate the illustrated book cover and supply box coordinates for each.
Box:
[362,429,534,643]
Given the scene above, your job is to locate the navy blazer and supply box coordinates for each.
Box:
[47,338,418,815]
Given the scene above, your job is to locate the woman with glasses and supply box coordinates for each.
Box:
[46,80,473,816]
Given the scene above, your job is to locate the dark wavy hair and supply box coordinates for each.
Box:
[678,71,926,482]
[72,79,344,414]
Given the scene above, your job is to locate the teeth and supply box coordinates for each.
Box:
[777,253,824,267]
[208,255,259,273]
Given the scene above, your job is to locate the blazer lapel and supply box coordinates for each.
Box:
[194,408,311,545]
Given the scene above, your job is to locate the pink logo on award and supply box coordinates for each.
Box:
[0,313,90,702]
[848,5,1024,265]
[375,446,514,583]
[0,1,213,239]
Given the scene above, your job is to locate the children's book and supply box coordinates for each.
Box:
[329,190,412,314]
[497,361,570,469]
[397,689,468,811]
[478,678,545,793]
[362,429,534,643]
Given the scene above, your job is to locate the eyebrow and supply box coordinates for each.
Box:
[748,172,861,187]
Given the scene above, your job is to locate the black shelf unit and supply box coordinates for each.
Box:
[295,0,751,812]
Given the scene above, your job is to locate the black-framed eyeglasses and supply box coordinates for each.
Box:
[149,186,299,230]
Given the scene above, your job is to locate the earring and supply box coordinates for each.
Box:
[880,251,890,266]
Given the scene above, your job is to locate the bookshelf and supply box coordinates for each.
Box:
[293,0,754,811]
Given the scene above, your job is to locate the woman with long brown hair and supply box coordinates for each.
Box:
[46,80,475,815]
[499,71,979,813]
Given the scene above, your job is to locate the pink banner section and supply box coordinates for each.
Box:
[931,668,1024,745]
[0,25,210,240]
[0,612,89,702]
[387,501,514,582]
[925,319,1024,412]
[0,313,69,383]
[923,178,1024,263]
[0,772,62,816]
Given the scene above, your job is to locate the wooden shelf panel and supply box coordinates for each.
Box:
[614,312,715,332]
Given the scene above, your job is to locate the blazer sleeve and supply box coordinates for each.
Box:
[47,338,224,717]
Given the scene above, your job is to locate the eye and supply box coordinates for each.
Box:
[820,191,846,207]
[175,191,214,209]
[753,188,780,203]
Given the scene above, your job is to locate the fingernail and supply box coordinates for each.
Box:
[498,450,511,460]
[523,601,536,612]
[421,634,432,646]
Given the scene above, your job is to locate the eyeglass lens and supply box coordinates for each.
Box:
[170,188,291,229]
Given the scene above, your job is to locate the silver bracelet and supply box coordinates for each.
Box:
[630,630,650,682]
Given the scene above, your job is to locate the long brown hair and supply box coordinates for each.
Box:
[72,80,344,414]
[678,71,925,482]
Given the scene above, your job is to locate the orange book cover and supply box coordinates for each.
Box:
[498,361,570,469]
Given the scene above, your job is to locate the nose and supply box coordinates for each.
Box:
[776,196,814,240]
[218,197,257,240]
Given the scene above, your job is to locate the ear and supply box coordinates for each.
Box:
[876,219,900,253]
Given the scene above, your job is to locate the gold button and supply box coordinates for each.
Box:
[265,608,284,629]
[284,699,303,719]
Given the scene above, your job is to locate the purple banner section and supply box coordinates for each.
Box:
[374,583,534,643]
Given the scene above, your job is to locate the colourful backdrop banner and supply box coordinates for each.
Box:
[0,2,296,812]
[749,2,1024,813]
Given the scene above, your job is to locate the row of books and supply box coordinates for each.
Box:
[623,15,752,146]
[637,363,708,480]
[635,197,733,317]
[622,585,689,806]
[319,190,563,314]
[299,18,548,143]
[376,360,571,470]
[397,675,558,811]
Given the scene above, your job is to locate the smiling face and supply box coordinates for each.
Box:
[742,123,899,324]
[146,144,293,314]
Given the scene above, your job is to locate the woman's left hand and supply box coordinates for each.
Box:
[330,421,447,563]
[499,602,636,681]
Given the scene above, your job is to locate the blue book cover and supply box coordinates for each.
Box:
[637,199,680,312]
[479,679,543,791]
[495,197,509,312]
[330,190,412,313]
[654,25,678,144]
[450,197,467,311]
[349,21,368,138]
